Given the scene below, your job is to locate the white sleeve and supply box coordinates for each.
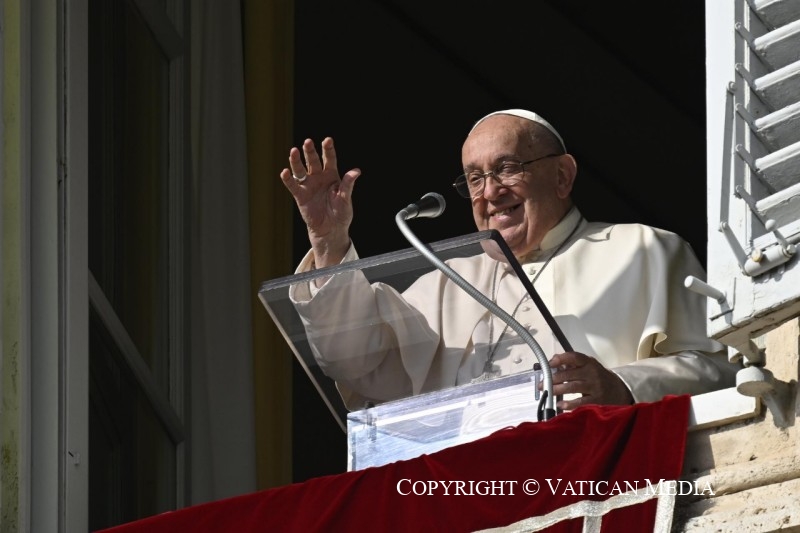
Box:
[288,245,443,410]
[288,244,360,302]
[613,350,740,403]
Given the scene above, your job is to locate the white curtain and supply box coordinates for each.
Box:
[189,0,257,504]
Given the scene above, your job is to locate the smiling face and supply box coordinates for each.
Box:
[461,114,576,260]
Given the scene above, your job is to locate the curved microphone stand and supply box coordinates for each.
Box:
[395,193,557,421]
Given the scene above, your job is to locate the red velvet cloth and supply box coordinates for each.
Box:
[97,395,690,533]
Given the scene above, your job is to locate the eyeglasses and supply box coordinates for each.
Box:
[452,154,561,199]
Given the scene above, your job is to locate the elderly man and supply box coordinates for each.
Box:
[280,109,738,412]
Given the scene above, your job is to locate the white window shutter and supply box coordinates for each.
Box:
[703,0,800,364]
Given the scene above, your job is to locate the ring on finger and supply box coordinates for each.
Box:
[292,173,307,183]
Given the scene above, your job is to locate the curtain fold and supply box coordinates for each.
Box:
[189,0,257,504]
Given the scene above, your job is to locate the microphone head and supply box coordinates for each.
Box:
[400,192,447,220]
[420,192,446,219]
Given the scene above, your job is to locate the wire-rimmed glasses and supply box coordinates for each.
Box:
[452,153,561,199]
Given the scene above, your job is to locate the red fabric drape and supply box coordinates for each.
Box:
[98,394,690,533]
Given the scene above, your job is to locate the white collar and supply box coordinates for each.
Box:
[522,206,583,263]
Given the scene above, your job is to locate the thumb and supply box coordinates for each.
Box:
[339,168,362,199]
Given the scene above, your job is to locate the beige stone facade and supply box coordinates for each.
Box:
[674,318,800,532]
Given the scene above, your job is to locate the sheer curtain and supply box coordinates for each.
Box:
[189,0,257,504]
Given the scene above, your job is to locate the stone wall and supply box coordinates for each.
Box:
[673,318,800,532]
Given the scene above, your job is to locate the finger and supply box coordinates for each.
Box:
[302,138,323,174]
[550,351,587,369]
[280,168,304,191]
[552,380,587,397]
[338,168,362,198]
[552,367,580,384]
[288,146,308,179]
[548,352,569,368]
[557,395,590,411]
[320,137,337,171]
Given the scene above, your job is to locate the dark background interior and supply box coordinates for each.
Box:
[289,0,709,481]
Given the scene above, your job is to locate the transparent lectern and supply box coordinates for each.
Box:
[258,230,568,471]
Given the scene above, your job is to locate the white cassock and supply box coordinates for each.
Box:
[290,207,738,411]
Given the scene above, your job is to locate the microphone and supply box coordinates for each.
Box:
[398,192,446,221]
[394,193,556,420]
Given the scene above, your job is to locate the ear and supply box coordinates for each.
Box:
[555,154,577,200]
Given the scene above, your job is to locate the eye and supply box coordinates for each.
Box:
[496,162,521,177]
[466,172,484,186]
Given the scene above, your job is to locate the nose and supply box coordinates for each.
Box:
[480,174,507,200]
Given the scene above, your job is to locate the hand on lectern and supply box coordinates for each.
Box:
[545,352,634,411]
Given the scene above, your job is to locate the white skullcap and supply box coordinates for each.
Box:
[470,109,566,152]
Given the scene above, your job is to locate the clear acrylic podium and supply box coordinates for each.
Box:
[258,230,566,471]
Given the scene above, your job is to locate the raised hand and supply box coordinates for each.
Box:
[280,137,361,267]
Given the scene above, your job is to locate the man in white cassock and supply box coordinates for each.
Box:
[279,109,739,412]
